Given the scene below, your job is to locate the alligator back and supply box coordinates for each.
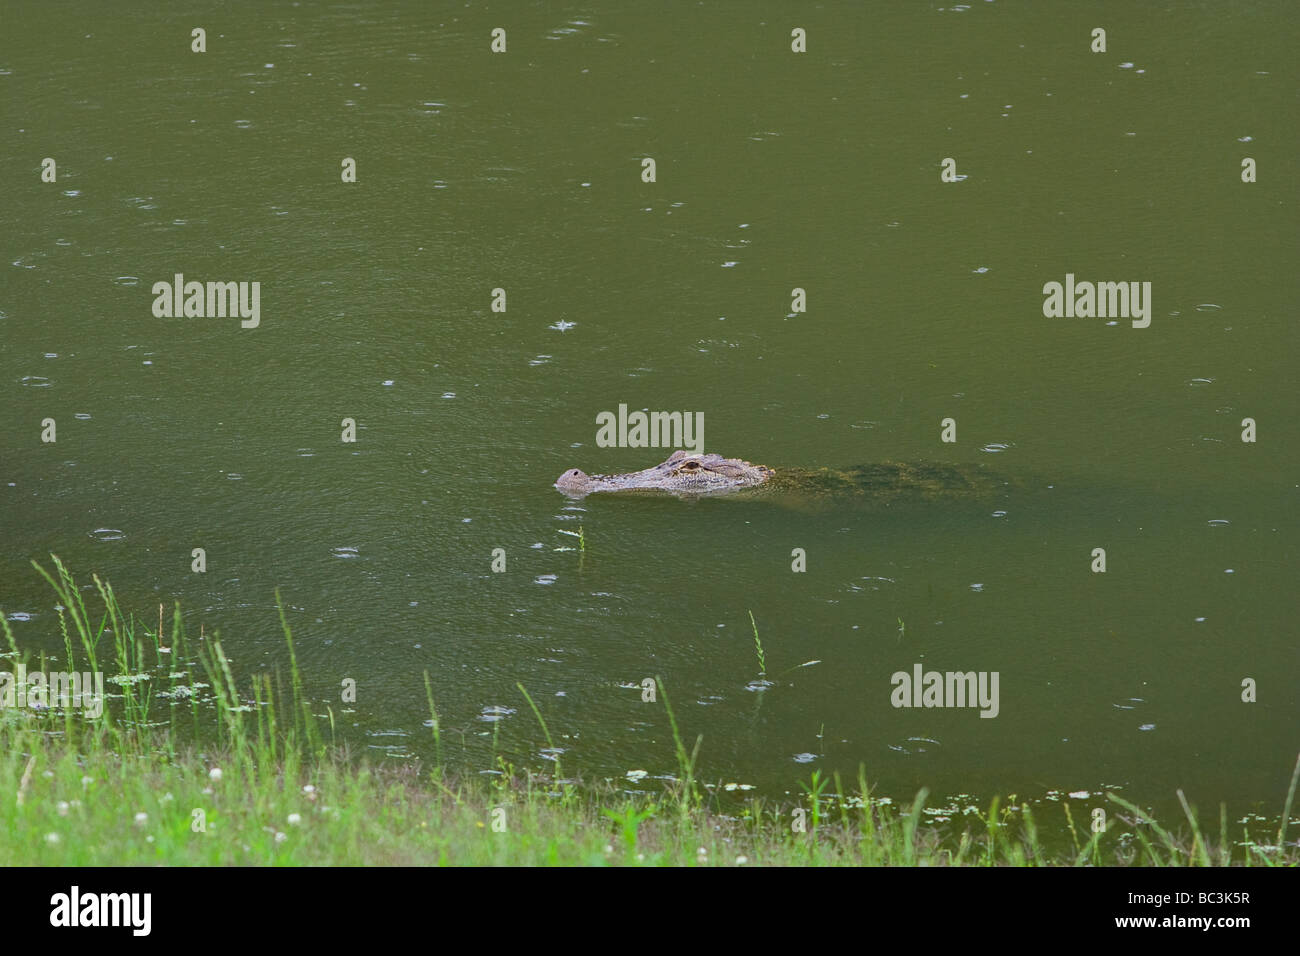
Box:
[764,461,1014,503]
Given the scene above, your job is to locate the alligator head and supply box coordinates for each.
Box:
[555,450,775,498]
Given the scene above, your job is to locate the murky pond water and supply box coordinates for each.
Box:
[2,2,1296,823]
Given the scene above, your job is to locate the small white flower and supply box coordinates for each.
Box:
[696,847,708,856]
[56,801,70,816]
[603,844,613,854]
[274,831,287,844]
[635,853,645,861]
[80,776,93,788]
[45,832,61,845]
[134,811,148,826]
[287,813,302,826]
[736,855,749,865]
[209,767,223,782]
[302,784,316,794]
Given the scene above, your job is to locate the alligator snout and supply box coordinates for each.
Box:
[555,468,592,495]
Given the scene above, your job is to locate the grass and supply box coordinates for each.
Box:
[555,525,585,553]
[748,609,766,675]
[1,557,1297,866]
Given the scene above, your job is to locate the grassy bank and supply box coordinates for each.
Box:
[1,558,1296,866]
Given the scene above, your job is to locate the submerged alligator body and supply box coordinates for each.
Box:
[555,450,1010,504]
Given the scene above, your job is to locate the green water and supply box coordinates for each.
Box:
[2,2,1296,820]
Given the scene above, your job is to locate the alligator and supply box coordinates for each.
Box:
[554,450,1011,505]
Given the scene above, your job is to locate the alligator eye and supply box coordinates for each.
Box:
[682,461,699,469]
